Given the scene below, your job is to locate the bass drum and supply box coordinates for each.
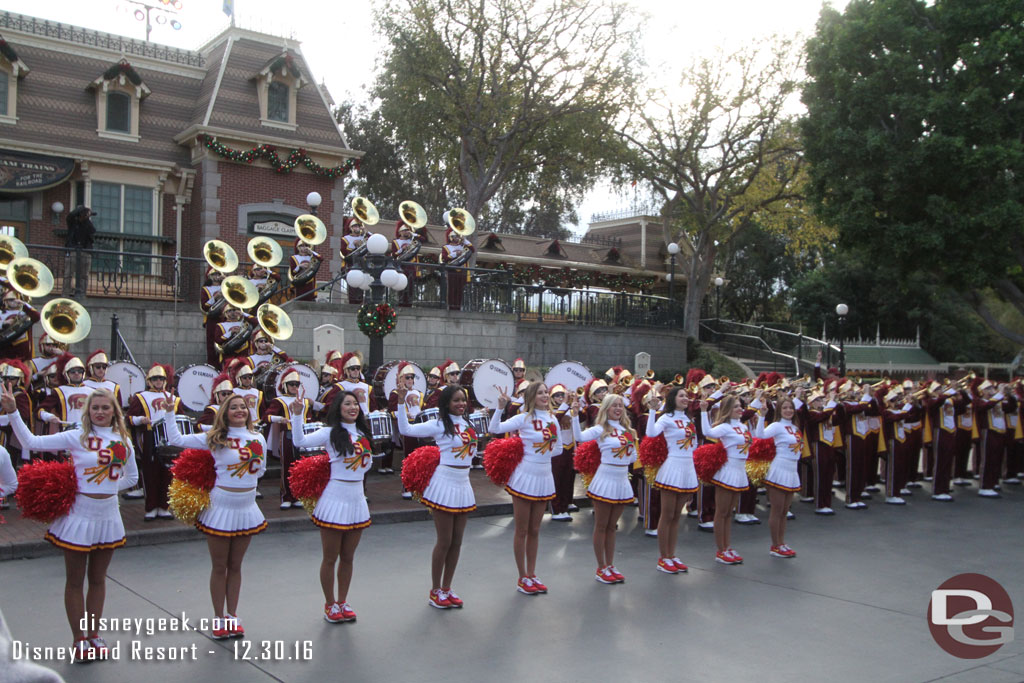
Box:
[372,360,426,407]
[459,358,514,410]
[106,361,146,408]
[544,361,593,396]
[261,363,320,399]
[175,364,218,413]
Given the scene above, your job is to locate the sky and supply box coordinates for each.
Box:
[0,0,849,230]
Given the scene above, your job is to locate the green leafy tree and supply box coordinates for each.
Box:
[801,0,1024,345]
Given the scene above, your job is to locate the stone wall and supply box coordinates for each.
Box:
[69,297,686,375]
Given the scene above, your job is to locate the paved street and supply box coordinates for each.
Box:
[2,483,1022,683]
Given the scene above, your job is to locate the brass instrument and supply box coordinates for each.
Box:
[203,240,238,273]
[395,236,422,262]
[289,251,322,287]
[294,214,328,245]
[41,298,91,345]
[351,197,380,226]
[219,276,259,310]
[446,208,475,237]
[216,321,253,356]
[256,303,293,341]
[398,200,427,229]
[247,237,283,268]
[0,235,28,272]
[0,312,32,345]
[644,370,656,380]
[7,257,54,298]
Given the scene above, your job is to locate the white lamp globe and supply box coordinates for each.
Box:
[836,303,849,316]
[665,273,673,282]
[345,270,364,288]
[395,273,409,291]
[367,233,389,255]
[667,242,680,255]
[305,191,322,208]
[361,272,374,289]
[380,268,399,288]
[52,201,65,214]
[714,277,724,287]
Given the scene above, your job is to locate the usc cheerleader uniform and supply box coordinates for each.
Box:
[290,413,373,529]
[489,409,560,501]
[397,404,477,512]
[164,419,268,535]
[646,409,700,494]
[699,413,752,492]
[572,417,639,503]
[8,412,138,550]
[755,416,803,492]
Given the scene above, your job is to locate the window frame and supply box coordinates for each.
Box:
[89,181,160,276]
[92,67,149,142]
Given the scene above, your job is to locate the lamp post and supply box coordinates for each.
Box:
[666,242,680,300]
[346,232,408,375]
[714,276,724,321]
[835,303,848,376]
[305,191,322,216]
[51,201,64,226]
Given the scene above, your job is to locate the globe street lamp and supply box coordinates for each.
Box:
[835,303,849,376]
[714,276,724,320]
[348,231,408,374]
[666,242,680,300]
[305,191,322,216]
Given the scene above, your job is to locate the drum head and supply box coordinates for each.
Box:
[374,361,425,405]
[544,361,593,395]
[463,358,514,410]
[175,364,218,412]
[106,361,146,408]
[275,363,319,399]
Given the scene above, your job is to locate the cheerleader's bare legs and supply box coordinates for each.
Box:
[207,534,252,619]
[319,528,363,604]
[591,500,625,569]
[767,487,794,547]
[63,546,114,639]
[713,487,739,551]
[656,491,690,561]
[432,511,468,591]
[512,497,546,578]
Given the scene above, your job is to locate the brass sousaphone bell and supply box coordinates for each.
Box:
[294,214,327,245]
[6,257,55,298]
[203,239,239,273]
[351,197,380,226]
[247,237,283,268]
[257,303,293,340]
[219,276,259,310]
[398,200,428,229]
[446,208,475,237]
[0,235,29,272]
[41,298,91,345]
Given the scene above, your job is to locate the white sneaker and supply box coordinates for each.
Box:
[280,502,292,510]
[845,501,866,509]
[952,478,970,486]
[123,489,145,499]
[923,476,934,482]
[832,480,843,487]
[978,489,1001,498]
[899,488,912,496]
[697,521,714,531]
[292,501,304,508]
[931,493,953,501]
[644,529,658,537]
[157,508,174,519]
[567,504,580,512]
[884,496,906,505]
[786,511,796,519]
[1003,477,1021,485]
[144,509,158,521]
[550,512,571,521]
[799,496,814,503]
[814,507,835,515]
[686,509,698,518]
[401,491,413,500]
[255,490,264,499]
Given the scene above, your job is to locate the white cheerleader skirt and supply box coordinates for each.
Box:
[765,457,801,492]
[196,488,267,537]
[712,457,750,492]
[505,459,556,502]
[45,494,126,552]
[312,480,371,531]
[587,463,634,504]
[422,465,476,514]
[654,456,700,494]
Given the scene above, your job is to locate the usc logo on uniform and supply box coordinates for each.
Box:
[68,393,89,410]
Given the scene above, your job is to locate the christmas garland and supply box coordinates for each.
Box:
[198,134,360,178]
[493,263,657,292]
[357,302,397,337]
[103,61,142,86]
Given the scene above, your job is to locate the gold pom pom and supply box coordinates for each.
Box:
[745,459,772,488]
[298,497,318,517]
[168,480,210,526]
[581,473,594,489]
[643,465,659,486]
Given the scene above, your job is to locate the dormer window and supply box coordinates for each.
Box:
[0,37,29,125]
[90,60,151,142]
[254,52,306,131]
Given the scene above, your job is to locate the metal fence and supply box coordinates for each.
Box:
[699,318,843,375]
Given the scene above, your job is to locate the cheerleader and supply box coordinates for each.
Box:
[700,395,751,565]
[0,442,16,500]
[644,385,699,574]
[570,393,638,584]
[290,390,373,623]
[755,396,803,558]
[489,382,560,595]
[396,384,477,609]
[163,395,267,639]
[1,387,138,662]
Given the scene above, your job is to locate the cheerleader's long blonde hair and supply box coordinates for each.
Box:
[593,394,637,442]
[522,381,553,418]
[207,395,255,450]
[79,389,132,447]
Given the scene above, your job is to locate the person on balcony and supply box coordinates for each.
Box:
[62,206,96,300]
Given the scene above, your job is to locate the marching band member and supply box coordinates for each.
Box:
[877,385,919,504]
[2,386,137,661]
[700,394,751,565]
[422,366,443,410]
[548,384,576,521]
[755,396,804,558]
[387,362,419,490]
[227,359,264,426]
[506,379,529,418]
[930,386,963,501]
[289,238,321,302]
[162,394,267,640]
[442,359,461,389]
[571,392,638,584]
[264,367,322,509]
[582,378,609,426]
[952,380,976,487]
[214,306,257,369]
[801,385,840,515]
[200,267,228,367]
[246,262,280,301]
[441,228,473,310]
[645,384,699,574]
[0,360,32,452]
[339,218,366,305]
[972,379,1013,498]
[839,382,872,509]
[324,353,373,417]
[290,390,374,623]
[490,381,560,595]
[391,222,418,307]
[38,354,92,430]
[512,358,527,386]
[246,330,293,371]
[125,364,182,520]
[1006,382,1023,485]
[629,377,660,536]
[0,290,39,361]
[28,332,65,381]
[83,350,121,406]
[318,362,339,402]
[199,373,236,430]
[397,384,477,608]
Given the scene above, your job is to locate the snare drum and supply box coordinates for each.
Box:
[367,410,393,446]
[458,359,514,410]
[153,415,195,448]
[415,407,439,423]
[544,361,593,396]
[469,409,490,438]
[106,361,146,408]
[371,360,426,406]
[175,364,218,412]
[297,421,327,456]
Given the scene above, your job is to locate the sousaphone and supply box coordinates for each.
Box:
[219,276,259,310]
[0,235,29,272]
[6,257,55,298]
[257,303,293,341]
[446,208,475,237]
[294,214,327,245]
[398,200,428,229]
[351,197,380,226]
[203,240,239,273]
[247,237,283,268]
[41,298,91,345]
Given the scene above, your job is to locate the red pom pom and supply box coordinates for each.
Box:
[693,442,728,484]
[483,437,524,486]
[401,445,440,496]
[15,460,77,522]
[639,435,669,470]
[289,454,330,500]
[748,438,776,463]
[573,441,601,477]
[170,449,215,491]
